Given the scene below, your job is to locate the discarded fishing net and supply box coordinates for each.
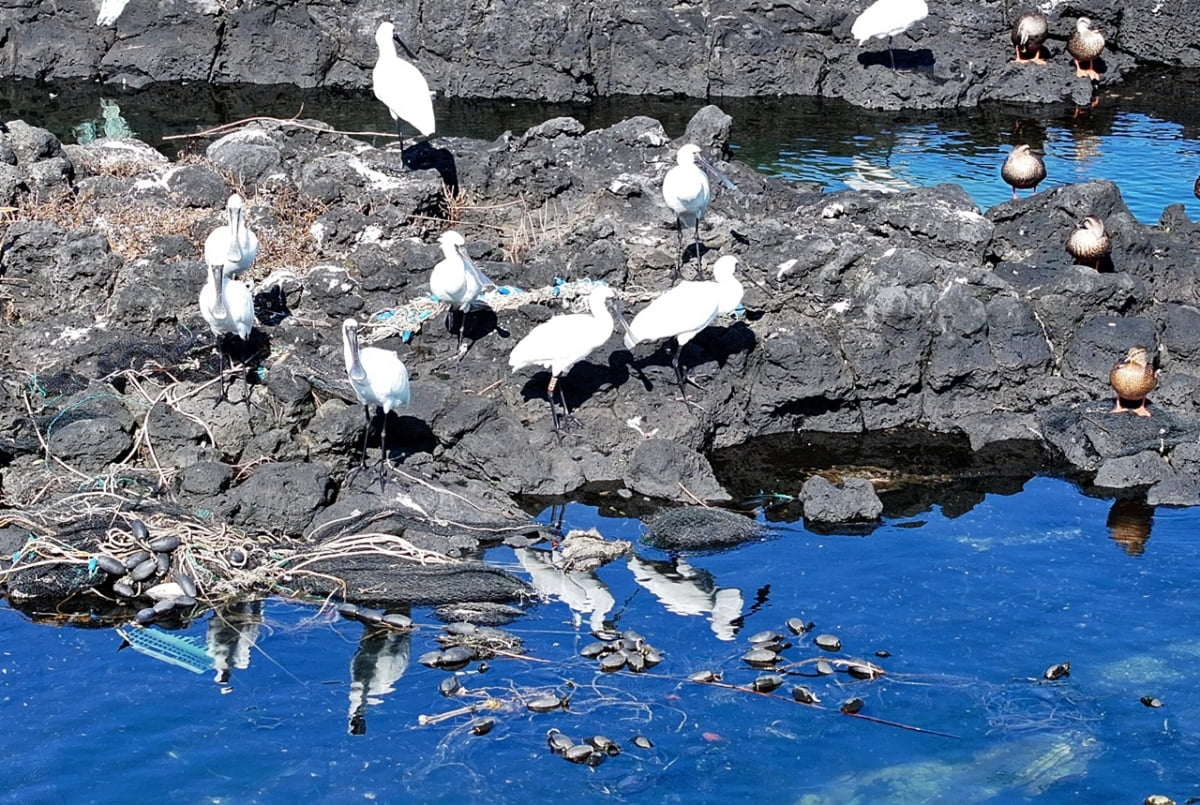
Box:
[642,505,767,551]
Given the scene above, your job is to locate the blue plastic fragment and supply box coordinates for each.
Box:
[417,310,432,321]
[402,331,413,342]
[373,310,395,322]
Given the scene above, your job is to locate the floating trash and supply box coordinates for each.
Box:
[117,625,213,675]
[547,728,573,755]
[840,697,864,714]
[814,634,842,652]
[791,685,819,704]
[632,735,654,749]
[1043,662,1071,681]
[469,717,495,736]
[587,735,621,756]
[1140,696,1163,708]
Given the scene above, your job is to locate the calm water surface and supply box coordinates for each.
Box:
[3,477,1198,803]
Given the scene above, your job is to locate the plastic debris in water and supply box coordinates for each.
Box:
[117,626,214,675]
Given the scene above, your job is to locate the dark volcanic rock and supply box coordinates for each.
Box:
[624,439,730,503]
[801,476,884,524]
[226,461,335,534]
[0,1,1180,108]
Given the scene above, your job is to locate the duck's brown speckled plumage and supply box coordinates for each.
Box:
[1193,175,1200,200]
[1066,215,1111,270]
[1068,17,1105,80]
[1001,144,1046,200]
[1109,345,1157,417]
[1011,12,1048,64]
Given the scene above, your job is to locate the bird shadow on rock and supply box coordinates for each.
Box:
[402,140,459,191]
[386,413,438,459]
[253,283,292,327]
[461,308,510,347]
[856,48,935,70]
[618,321,757,392]
[516,357,629,414]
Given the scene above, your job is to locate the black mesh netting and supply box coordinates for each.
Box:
[643,505,767,551]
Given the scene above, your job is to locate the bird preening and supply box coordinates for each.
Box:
[1001,144,1046,200]
[372,20,436,151]
[204,193,258,278]
[1066,215,1111,270]
[1109,345,1156,417]
[1010,12,1048,64]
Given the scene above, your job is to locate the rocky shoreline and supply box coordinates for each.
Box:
[2,95,1199,612]
[2,0,1194,109]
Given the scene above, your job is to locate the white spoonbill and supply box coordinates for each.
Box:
[430,230,494,354]
[372,21,436,149]
[851,0,929,70]
[199,261,255,385]
[203,193,258,278]
[663,143,737,278]
[342,318,412,471]
[621,254,744,400]
[509,284,617,433]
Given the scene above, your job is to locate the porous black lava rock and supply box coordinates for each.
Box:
[800,477,884,526]
[0,1,1181,109]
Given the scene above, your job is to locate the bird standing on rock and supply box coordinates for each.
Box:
[1066,215,1111,270]
[851,0,929,70]
[1001,144,1046,200]
[1109,345,1156,417]
[1011,12,1048,64]
[430,230,494,355]
[204,193,258,278]
[662,144,737,278]
[372,21,435,150]
[342,318,411,472]
[508,284,618,434]
[621,254,745,403]
[1067,17,1105,80]
[199,261,255,383]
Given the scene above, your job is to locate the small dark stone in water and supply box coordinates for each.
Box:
[874,649,891,658]
[130,558,158,582]
[96,555,126,576]
[130,519,150,542]
[688,670,720,683]
[586,735,621,756]
[1140,696,1163,708]
[337,603,361,622]
[847,663,878,680]
[547,728,573,754]
[748,630,783,645]
[840,697,864,714]
[418,650,444,668]
[381,613,413,630]
[357,608,384,625]
[149,535,181,553]
[814,634,842,652]
[527,694,566,713]
[786,617,813,635]
[112,581,136,598]
[563,744,594,764]
[743,648,779,668]
[751,674,784,693]
[439,676,462,697]
[134,607,157,625]
[438,645,476,670]
[791,685,819,704]
[469,717,495,736]
[815,660,834,675]
[445,621,478,636]
[123,551,151,570]
[1043,662,1071,681]
[175,573,197,597]
[632,735,654,749]
[599,652,627,673]
[580,641,610,658]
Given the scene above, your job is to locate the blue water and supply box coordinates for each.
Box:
[5,477,1198,803]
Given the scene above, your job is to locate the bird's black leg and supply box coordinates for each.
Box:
[546,376,563,435]
[557,380,583,431]
[377,409,391,487]
[395,117,406,152]
[670,342,707,409]
[673,217,684,281]
[456,308,468,357]
[693,216,704,275]
[360,404,373,469]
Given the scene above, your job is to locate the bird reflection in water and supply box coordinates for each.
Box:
[514,546,616,632]
[347,620,413,735]
[1106,499,1154,556]
[627,555,744,641]
[206,600,264,686]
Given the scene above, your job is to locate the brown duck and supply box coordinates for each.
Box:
[1193,174,1200,200]
[1109,345,1157,417]
[1001,144,1046,200]
[1067,17,1105,80]
[1066,215,1111,270]
[1011,12,1048,64]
